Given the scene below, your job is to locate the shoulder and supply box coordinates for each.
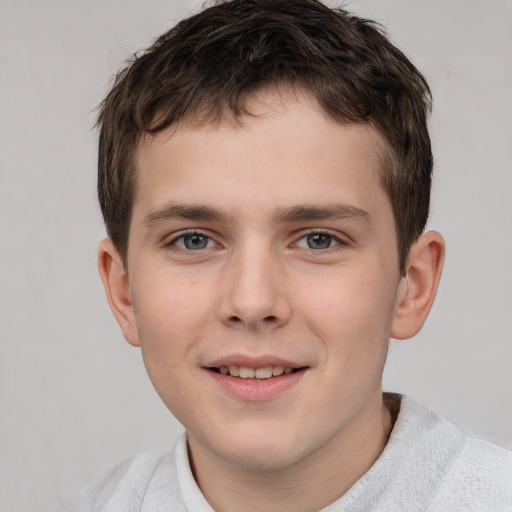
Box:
[69,445,187,512]
[427,436,512,511]
[396,396,512,511]
[343,395,512,512]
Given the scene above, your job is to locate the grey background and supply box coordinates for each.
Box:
[1,1,511,510]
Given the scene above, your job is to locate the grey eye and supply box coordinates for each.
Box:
[182,234,210,250]
[306,233,334,249]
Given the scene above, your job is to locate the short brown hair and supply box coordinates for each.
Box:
[97,0,432,271]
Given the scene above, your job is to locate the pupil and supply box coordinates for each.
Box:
[184,234,208,250]
[307,233,331,249]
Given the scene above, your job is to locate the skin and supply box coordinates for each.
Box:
[99,90,444,512]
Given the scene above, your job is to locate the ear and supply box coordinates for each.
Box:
[391,231,445,340]
[97,239,140,347]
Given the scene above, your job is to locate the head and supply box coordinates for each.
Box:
[97,0,433,272]
[97,0,444,484]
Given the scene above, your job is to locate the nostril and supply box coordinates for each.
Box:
[223,312,288,329]
[228,315,277,324]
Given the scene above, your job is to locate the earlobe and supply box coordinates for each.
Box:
[97,239,141,347]
[391,231,445,340]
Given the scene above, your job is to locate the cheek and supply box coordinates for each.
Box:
[131,272,213,372]
[299,267,397,359]
[134,267,213,329]
[133,284,209,420]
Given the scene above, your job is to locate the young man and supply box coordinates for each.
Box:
[79,0,512,510]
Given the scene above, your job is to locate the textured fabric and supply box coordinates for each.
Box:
[67,396,512,511]
[320,396,512,511]
[69,450,187,512]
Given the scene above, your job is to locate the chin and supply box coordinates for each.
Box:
[205,428,318,472]
[221,446,307,472]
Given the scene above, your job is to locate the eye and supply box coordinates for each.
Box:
[172,232,217,250]
[295,232,341,250]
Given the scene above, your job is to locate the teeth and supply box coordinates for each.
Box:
[217,365,296,379]
[254,367,272,379]
[239,367,255,378]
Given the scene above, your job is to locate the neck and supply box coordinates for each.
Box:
[187,390,394,512]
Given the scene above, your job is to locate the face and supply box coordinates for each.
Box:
[121,91,404,471]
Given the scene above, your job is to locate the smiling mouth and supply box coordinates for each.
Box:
[208,366,306,380]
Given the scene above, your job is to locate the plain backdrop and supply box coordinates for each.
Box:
[1,1,511,510]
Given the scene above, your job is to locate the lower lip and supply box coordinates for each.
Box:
[206,369,306,401]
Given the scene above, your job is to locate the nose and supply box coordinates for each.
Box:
[217,242,292,331]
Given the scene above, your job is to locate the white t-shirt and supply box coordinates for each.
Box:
[67,395,512,511]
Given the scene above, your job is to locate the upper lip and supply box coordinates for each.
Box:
[204,354,306,369]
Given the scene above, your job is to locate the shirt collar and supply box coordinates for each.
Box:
[174,433,216,512]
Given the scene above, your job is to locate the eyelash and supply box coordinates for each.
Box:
[164,230,219,252]
[164,229,347,252]
[293,230,347,250]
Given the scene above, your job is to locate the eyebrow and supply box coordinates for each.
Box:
[143,201,372,227]
[274,204,372,224]
[144,203,227,226]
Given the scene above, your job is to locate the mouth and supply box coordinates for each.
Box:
[205,359,308,400]
[208,365,305,380]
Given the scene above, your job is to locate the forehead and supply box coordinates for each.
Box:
[132,89,390,220]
